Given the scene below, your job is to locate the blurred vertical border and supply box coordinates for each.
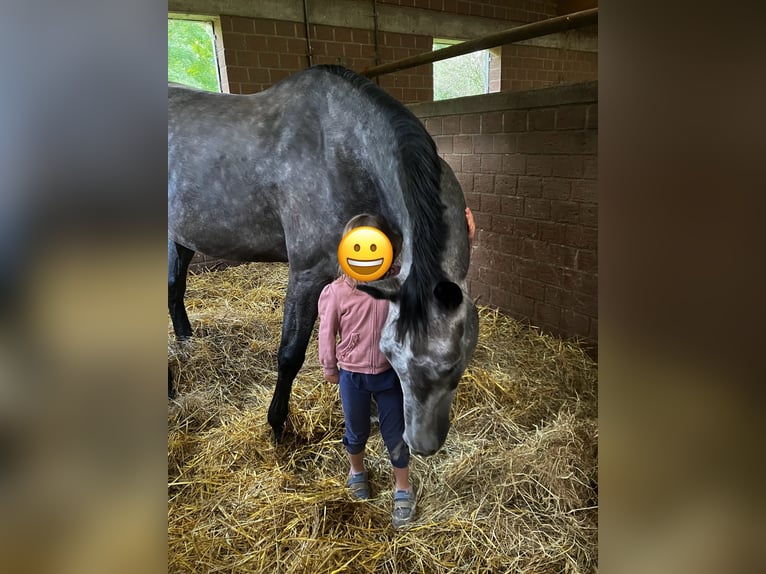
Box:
[0,1,167,573]
[600,1,766,573]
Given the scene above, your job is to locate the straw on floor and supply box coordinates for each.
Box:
[168,262,597,574]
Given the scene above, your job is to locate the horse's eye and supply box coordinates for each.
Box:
[354,244,360,252]
[370,244,377,252]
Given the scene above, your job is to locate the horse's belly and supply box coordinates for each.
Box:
[173,233,288,262]
[169,214,288,262]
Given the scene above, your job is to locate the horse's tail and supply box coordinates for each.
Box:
[316,65,447,340]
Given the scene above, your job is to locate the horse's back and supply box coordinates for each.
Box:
[168,86,293,261]
[168,67,405,269]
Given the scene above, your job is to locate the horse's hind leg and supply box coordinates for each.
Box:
[168,240,195,340]
[268,277,325,441]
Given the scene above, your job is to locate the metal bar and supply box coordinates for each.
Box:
[372,0,380,67]
[303,0,313,67]
[361,7,597,78]
[372,0,381,84]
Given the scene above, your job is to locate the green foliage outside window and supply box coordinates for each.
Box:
[433,42,488,101]
[168,19,220,92]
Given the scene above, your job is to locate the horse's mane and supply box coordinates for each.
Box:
[315,65,447,341]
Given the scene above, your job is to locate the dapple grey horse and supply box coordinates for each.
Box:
[168,65,478,455]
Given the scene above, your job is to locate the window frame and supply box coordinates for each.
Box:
[168,14,225,93]
[432,38,491,101]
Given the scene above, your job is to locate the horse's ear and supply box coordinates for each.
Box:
[434,281,463,311]
[357,277,401,302]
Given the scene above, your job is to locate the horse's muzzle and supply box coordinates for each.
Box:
[404,426,448,457]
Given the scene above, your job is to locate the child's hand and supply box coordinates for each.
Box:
[465,207,476,247]
[324,373,339,384]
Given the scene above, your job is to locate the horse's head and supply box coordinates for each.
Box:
[360,277,479,455]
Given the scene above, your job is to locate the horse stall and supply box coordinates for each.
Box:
[168,263,596,573]
[169,2,597,573]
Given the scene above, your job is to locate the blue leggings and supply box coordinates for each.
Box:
[338,368,410,469]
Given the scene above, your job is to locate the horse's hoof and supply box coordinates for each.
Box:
[272,426,284,444]
[173,336,194,360]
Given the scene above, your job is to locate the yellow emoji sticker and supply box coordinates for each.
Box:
[338,226,393,282]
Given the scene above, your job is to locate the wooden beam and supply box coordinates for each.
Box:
[362,8,597,78]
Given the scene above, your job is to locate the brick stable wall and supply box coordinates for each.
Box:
[411,81,598,351]
[499,44,597,91]
[219,15,432,103]
[378,0,557,21]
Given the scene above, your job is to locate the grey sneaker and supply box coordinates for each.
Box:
[346,471,370,500]
[392,487,416,528]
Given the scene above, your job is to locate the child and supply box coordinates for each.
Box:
[318,209,476,528]
[317,213,415,528]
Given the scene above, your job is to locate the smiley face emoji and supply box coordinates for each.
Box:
[338,226,393,282]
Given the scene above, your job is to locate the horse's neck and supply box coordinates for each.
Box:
[437,161,471,283]
[395,210,414,279]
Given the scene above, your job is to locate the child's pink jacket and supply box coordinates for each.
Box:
[317,276,391,378]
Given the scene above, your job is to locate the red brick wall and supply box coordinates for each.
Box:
[378,0,557,21]
[219,15,432,103]
[412,81,598,350]
[499,44,597,91]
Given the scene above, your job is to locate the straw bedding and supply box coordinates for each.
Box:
[168,262,597,573]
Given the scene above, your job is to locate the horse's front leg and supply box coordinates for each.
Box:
[268,276,325,441]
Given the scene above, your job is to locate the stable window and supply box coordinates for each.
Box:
[168,17,221,92]
[433,40,490,101]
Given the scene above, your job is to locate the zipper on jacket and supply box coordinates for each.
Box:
[371,301,379,371]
